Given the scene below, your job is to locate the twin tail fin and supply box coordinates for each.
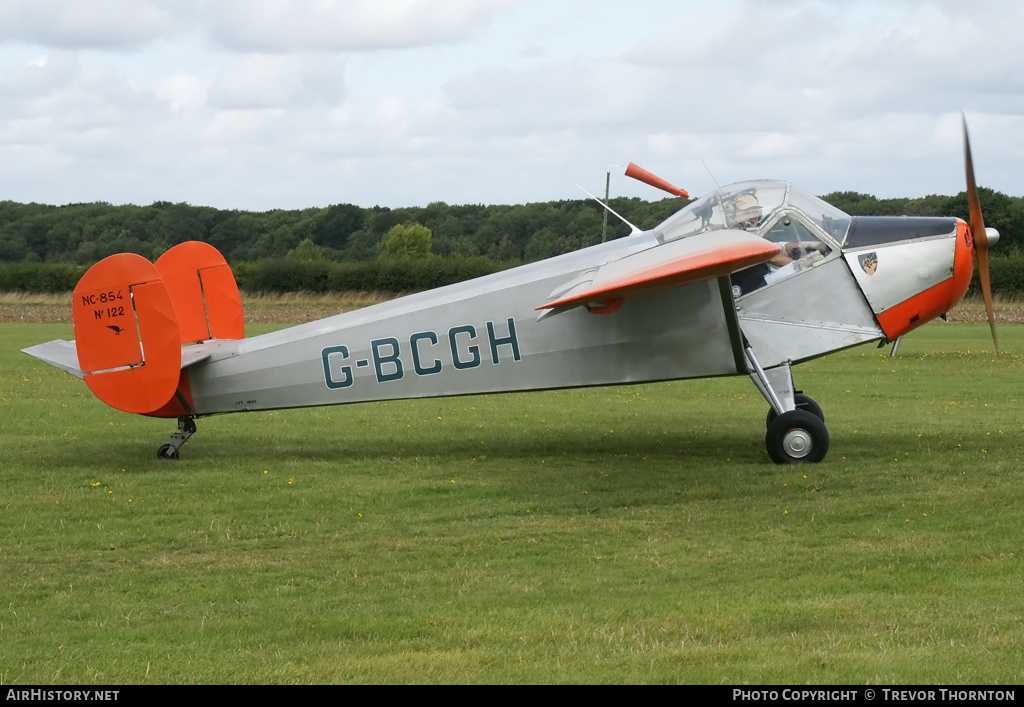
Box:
[71,242,242,417]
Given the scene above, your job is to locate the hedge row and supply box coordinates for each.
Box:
[233,255,501,294]
[0,262,87,293]
[980,250,1024,297]
[0,256,502,296]
[1,252,1021,298]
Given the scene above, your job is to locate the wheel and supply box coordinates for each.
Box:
[765,409,829,464]
[157,443,180,460]
[766,393,824,427]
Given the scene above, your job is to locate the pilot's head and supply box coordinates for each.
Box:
[726,193,762,229]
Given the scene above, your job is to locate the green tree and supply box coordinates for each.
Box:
[314,203,365,250]
[288,238,327,261]
[379,223,433,260]
[523,227,560,262]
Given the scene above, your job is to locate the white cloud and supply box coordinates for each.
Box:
[0,0,1022,209]
[208,53,347,109]
[0,0,175,49]
[205,0,514,52]
[154,73,209,113]
[0,50,81,99]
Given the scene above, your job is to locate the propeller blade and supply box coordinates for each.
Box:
[963,115,998,352]
[625,163,690,199]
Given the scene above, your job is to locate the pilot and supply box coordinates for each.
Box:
[728,193,804,295]
[725,193,763,230]
[726,193,793,267]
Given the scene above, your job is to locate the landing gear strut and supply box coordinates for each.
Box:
[157,417,197,460]
[744,345,829,464]
[765,393,824,427]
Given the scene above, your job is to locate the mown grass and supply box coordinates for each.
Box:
[2,321,1023,684]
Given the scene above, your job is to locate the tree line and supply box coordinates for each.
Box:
[1,188,1023,295]
[0,197,683,266]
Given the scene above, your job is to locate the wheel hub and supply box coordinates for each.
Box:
[782,427,813,459]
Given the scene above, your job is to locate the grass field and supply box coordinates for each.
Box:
[2,320,1023,684]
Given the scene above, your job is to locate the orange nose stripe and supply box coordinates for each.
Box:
[875,220,974,340]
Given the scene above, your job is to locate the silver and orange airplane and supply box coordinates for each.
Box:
[23,120,999,463]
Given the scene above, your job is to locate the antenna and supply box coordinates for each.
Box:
[702,161,722,192]
[702,161,728,224]
[575,183,642,237]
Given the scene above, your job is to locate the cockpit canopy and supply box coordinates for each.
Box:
[650,181,854,299]
[652,180,852,245]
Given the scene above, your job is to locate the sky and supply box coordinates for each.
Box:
[1,0,1022,211]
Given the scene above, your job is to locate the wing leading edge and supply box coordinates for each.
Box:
[537,229,782,311]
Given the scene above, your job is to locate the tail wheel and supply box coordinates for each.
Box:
[157,444,180,460]
[766,410,829,464]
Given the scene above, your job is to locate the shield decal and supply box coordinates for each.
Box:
[858,252,878,276]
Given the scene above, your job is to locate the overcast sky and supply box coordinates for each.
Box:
[1,0,1022,211]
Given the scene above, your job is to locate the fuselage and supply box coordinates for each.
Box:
[185,233,744,415]
[179,181,974,417]
[22,180,976,422]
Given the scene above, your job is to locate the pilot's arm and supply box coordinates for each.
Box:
[769,242,799,266]
[770,241,825,266]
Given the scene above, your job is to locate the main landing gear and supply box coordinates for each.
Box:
[745,345,829,464]
[765,403,829,464]
[157,416,197,460]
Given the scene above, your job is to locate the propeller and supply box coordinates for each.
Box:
[963,115,999,352]
[624,163,690,199]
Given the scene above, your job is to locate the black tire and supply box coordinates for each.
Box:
[157,444,180,460]
[765,409,829,464]
[766,393,824,427]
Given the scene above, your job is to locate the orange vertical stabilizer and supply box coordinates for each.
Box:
[73,253,182,415]
[155,241,244,344]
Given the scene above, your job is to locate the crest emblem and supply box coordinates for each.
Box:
[858,253,878,276]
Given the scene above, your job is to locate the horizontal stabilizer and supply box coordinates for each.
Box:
[181,348,214,369]
[538,230,781,311]
[23,338,222,380]
[21,339,84,379]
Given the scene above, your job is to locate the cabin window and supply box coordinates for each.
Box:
[731,212,835,297]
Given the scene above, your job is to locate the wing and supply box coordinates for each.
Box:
[537,229,782,311]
